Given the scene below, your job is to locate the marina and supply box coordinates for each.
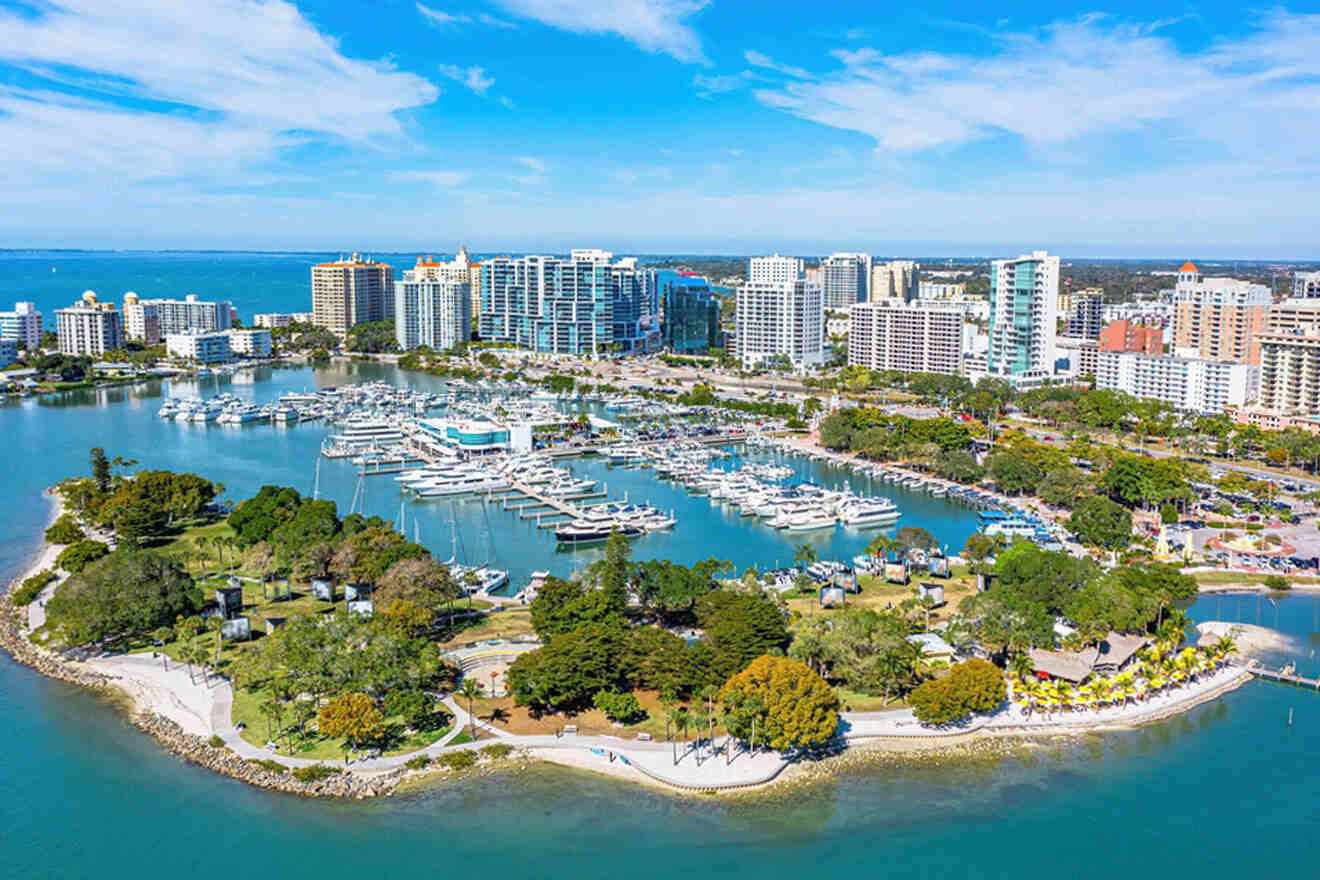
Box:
[6,354,1320,880]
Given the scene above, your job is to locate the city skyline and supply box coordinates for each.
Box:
[1,1,1318,256]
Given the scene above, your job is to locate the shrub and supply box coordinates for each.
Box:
[593,689,645,723]
[1207,521,1227,529]
[292,764,342,783]
[55,540,109,574]
[909,659,1007,726]
[480,743,514,760]
[248,758,289,775]
[1263,574,1290,591]
[10,569,56,606]
[45,514,86,545]
[404,755,432,770]
[207,735,226,748]
[436,750,477,771]
[1244,523,1263,533]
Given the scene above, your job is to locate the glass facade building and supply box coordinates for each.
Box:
[660,274,721,354]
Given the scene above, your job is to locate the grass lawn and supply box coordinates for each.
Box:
[230,684,457,760]
[834,686,909,713]
[437,609,535,647]
[461,689,725,741]
[783,567,977,627]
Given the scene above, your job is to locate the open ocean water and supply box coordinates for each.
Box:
[3,252,1319,878]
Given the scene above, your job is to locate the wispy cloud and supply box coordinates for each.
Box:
[743,50,814,80]
[418,4,518,29]
[439,63,495,95]
[416,3,470,26]
[693,71,752,97]
[754,12,1320,160]
[492,0,709,63]
[517,156,546,172]
[391,169,470,187]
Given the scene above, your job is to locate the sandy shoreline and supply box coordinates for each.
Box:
[0,493,1285,800]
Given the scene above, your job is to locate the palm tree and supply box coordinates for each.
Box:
[458,678,483,740]
[259,699,284,746]
[151,627,173,670]
[668,707,687,765]
[1007,652,1033,684]
[793,542,818,570]
[206,614,223,665]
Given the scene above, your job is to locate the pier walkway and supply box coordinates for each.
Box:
[1248,660,1320,689]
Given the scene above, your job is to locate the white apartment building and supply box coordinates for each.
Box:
[1293,271,1320,299]
[1257,330,1320,414]
[1096,351,1258,414]
[748,254,805,284]
[55,292,124,356]
[0,338,16,367]
[1056,335,1100,379]
[918,281,966,299]
[409,246,483,320]
[167,331,231,364]
[395,272,471,351]
[253,312,314,328]
[0,301,42,348]
[1102,300,1174,327]
[987,251,1059,382]
[872,261,919,301]
[736,279,823,370]
[914,297,991,323]
[224,328,272,358]
[121,293,160,344]
[820,253,872,309]
[848,302,964,375]
[138,294,232,336]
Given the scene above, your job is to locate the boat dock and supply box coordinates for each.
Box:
[1248,661,1320,689]
[499,478,607,527]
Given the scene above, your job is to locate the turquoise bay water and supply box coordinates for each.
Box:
[3,251,1320,878]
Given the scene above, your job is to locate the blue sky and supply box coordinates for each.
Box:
[1,0,1319,257]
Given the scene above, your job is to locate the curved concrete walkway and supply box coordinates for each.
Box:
[80,653,1252,790]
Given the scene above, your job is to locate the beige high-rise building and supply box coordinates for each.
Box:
[1256,330,1320,414]
[1266,299,1320,335]
[870,260,919,302]
[1171,261,1270,363]
[848,302,964,375]
[311,253,394,337]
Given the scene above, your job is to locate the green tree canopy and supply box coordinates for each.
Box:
[718,655,839,750]
[46,549,200,644]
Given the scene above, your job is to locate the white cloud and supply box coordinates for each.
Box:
[753,12,1320,160]
[0,1,438,140]
[418,4,518,29]
[743,50,814,80]
[416,3,470,26]
[439,64,495,95]
[478,13,518,29]
[693,71,752,97]
[517,156,546,172]
[391,169,470,186]
[493,0,709,63]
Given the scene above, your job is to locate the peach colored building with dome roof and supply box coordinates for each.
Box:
[1171,260,1271,364]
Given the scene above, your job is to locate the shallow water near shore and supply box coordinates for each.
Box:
[5,361,1320,878]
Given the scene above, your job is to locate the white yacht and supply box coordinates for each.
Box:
[838,498,900,526]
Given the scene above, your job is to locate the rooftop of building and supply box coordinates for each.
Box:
[1179,261,1200,273]
[315,253,391,268]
